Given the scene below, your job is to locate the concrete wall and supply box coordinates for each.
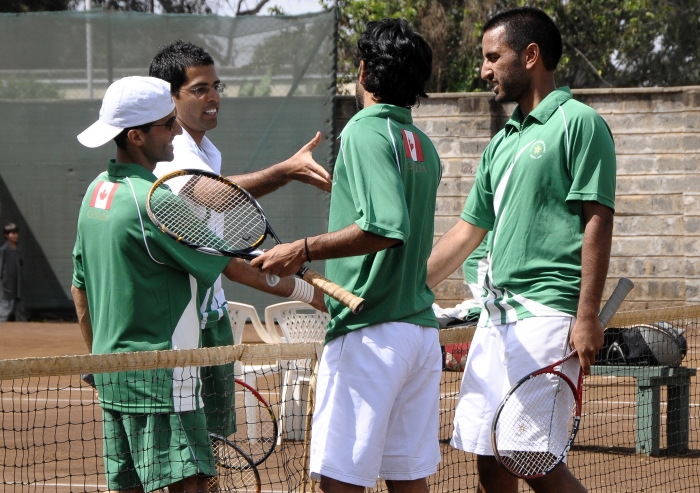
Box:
[334,86,700,311]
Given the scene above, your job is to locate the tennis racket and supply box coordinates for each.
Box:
[146,169,364,314]
[230,378,278,466]
[491,277,634,478]
[210,434,262,493]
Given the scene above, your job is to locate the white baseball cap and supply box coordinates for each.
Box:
[77,76,175,148]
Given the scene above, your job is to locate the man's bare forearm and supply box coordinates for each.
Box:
[222,258,326,311]
[71,285,93,353]
[570,201,614,374]
[226,165,292,198]
[223,257,297,295]
[577,202,614,322]
[249,224,401,279]
[306,224,401,261]
[427,219,487,289]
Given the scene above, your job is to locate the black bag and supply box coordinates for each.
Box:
[595,323,687,367]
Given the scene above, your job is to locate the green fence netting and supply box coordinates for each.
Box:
[0,9,337,315]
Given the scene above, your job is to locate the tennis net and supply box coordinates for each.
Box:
[0,307,698,492]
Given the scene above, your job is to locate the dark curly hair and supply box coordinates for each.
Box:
[483,7,562,72]
[149,40,214,94]
[357,19,432,108]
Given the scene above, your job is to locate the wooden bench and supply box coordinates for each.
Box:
[590,365,696,455]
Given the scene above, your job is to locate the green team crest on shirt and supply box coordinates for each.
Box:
[529,140,547,159]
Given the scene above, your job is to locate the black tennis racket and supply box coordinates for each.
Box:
[210,434,261,493]
[231,378,278,466]
[146,169,364,314]
[491,277,634,478]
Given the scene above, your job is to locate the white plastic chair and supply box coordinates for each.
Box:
[226,302,281,442]
[228,301,279,346]
[264,301,329,443]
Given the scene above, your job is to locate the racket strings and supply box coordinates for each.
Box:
[495,373,577,477]
[212,438,260,492]
[150,175,267,252]
[152,190,225,249]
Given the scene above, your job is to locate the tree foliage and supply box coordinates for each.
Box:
[327,0,700,92]
[6,0,698,90]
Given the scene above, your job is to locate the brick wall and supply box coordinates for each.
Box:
[334,86,700,311]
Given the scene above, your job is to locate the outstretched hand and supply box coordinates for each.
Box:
[226,132,331,198]
[283,132,332,192]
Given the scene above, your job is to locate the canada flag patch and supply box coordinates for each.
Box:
[89,181,119,210]
[402,129,424,162]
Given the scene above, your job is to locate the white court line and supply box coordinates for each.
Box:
[5,392,699,408]
[1,396,95,404]
[10,400,700,407]
[25,388,463,397]
[13,484,285,493]
[585,412,700,417]
[3,389,261,404]
[1,482,103,488]
[5,397,699,407]
[585,401,700,407]
[39,387,94,392]
[1,387,93,393]
[582,414,700,420]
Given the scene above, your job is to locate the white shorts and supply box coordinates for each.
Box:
[451,316,580,456]
[309,322,442,488]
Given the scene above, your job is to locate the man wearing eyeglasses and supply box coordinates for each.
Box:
[148,40,332,441]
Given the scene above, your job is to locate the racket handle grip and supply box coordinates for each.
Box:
[301,269,365,314]
[599,277,634,327]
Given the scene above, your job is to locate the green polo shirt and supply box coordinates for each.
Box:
[72,160,230,413]
[462,87,616,325]
[324,103,441,343]
[463,235,489,298]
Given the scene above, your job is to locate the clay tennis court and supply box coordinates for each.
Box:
[0,321,698,492]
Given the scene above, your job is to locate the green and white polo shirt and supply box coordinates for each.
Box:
[463,235,490,300]
[462,87,616,326]
[72,161,230,413]
[155,129,229,332]
[324,103,441,343]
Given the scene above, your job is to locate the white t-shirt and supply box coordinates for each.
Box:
[154,129,228,329]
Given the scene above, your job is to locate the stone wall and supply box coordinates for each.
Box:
[334,86,700,311]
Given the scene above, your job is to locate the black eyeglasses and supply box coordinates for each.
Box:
[181,83,226,99]
[150,115,178,130]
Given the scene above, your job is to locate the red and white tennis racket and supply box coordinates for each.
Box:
[491,277,634,478]
[230,378,277,466]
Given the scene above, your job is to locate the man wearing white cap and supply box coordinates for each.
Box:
[71,76,323,493]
